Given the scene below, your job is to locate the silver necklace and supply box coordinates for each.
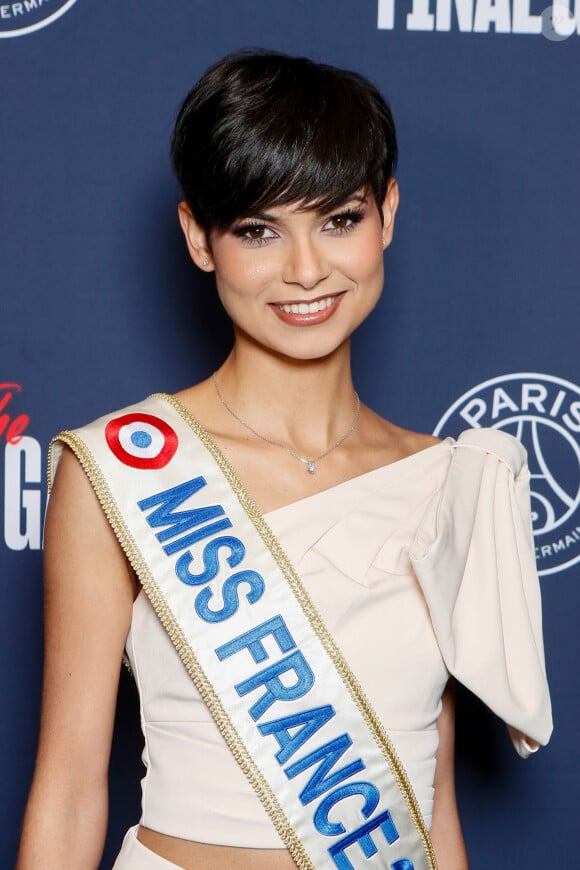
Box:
[212,373,360,474]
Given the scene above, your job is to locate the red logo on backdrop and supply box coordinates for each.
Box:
[1,383,41,551]
[105,413,178,469]
[0,383,30,444]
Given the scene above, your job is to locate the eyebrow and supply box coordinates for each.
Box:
[239,194,369,224]
[240,211,276,223]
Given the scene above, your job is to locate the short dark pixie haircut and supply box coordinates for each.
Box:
[171,50,398,234]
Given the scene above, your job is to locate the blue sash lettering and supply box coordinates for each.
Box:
[328,809,403,869]
[176,535,246,585]
[138,478,415,868]
[258,705,336,764]
[286,734,365,804]
[139,478,264,624]
[235,651,315,720]
[314,781,380,836]
[163,517,232,556]
[194,569,265,623]
[216,615,296,663]
[138,477,232,555]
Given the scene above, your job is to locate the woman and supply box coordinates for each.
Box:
[18,51,552,870]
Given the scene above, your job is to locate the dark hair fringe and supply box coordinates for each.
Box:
[171,50,398,233]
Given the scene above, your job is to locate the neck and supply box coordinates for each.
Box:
[214,337,357,449]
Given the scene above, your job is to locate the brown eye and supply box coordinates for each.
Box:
[324,211,363,233]
[247,226,266,239]
[233,223,276,243]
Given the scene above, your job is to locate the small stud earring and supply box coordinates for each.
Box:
[201,258,209,268]
[381,237,386,248]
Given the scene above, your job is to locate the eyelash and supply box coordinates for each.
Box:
[232,207,365,246]
[231,223,274,246]
[326,208,365,234]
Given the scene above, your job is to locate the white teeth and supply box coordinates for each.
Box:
[278,295,337,314]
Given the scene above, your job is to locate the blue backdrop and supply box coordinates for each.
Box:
[2,1,578,866]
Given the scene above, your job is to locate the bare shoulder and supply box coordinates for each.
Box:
[363,406,442,463]
[392,423,442,457]
[49,444,117,536]
[47,444,137,600]
[173,377,222,431]
[47,443,103,530]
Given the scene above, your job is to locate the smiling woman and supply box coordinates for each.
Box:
[173,51,398,363]
[17,50,551,870]
[178,185,395,360]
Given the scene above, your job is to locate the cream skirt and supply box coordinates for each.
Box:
[112,826,183,869]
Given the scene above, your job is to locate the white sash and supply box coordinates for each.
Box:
[50,394,437,870]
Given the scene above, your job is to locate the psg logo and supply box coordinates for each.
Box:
[105,413,178,470]
[434,373,580,577]
[0,1,79,38]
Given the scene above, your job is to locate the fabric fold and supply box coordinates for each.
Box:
[409,428,553,757]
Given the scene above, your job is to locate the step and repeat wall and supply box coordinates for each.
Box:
[2,1,578,866]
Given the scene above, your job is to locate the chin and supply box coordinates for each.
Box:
[269,333,353,363]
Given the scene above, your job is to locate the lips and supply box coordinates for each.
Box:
[270,292,345,326]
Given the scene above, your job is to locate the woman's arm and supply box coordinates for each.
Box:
[17,448,136,870]
[429,680,469,870]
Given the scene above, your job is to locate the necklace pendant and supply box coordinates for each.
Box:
[306,461,317,474]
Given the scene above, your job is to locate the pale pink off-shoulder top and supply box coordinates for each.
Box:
[125,428,552,847]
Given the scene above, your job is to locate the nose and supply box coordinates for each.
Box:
[282,236,331,289]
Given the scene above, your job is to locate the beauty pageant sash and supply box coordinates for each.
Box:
[49,394,437,870]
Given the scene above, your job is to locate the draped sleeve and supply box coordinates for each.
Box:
[409,428,553,758]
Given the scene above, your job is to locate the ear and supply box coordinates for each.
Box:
[177,202,215,272]
[381,178,399,250]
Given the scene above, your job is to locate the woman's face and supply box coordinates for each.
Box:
[180,181,398,362]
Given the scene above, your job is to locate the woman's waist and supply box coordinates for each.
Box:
[137,827,297,870]
[139,721,437,839]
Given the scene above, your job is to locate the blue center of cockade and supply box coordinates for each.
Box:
[131,430,153,449]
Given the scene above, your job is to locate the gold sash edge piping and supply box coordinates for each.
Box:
[155,392,437,870]
[48,431,316,870]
